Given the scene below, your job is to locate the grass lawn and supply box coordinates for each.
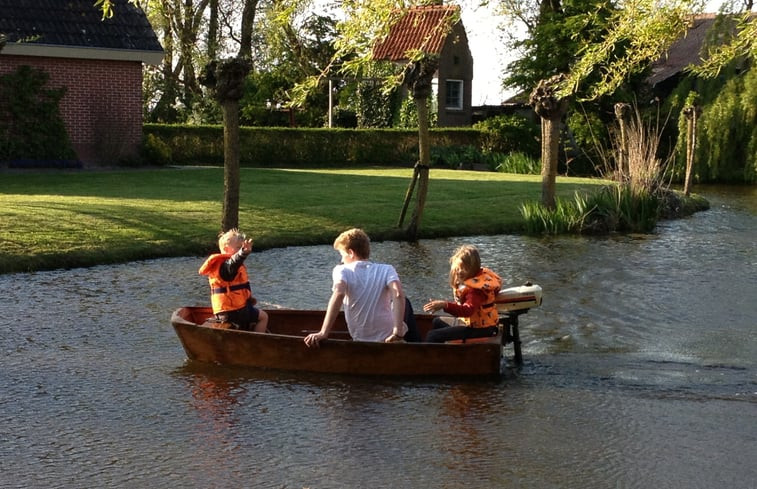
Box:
[0,166,606,274]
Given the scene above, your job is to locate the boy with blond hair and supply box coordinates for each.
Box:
[199,229,268,332]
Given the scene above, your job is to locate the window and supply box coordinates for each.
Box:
[445,80,463,110]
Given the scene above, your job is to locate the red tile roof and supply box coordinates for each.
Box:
[373,4,460,61]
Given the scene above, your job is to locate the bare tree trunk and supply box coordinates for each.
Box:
[221,99,241,230]
[614,102,630,180]
[238,0,258,60]
[398,57,438,240]
[683,105,701,196]
[541,117,559,208]
[406,98,430,240]
[200,57,251,232]
[530,74,569,210]
[206,0,219,59]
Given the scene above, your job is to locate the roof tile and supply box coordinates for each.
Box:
[373,4,459,61]
[0,0,162,52]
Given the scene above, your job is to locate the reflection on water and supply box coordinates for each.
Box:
[1,185,755,488]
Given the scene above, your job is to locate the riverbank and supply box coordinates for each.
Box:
[0,166,703,274]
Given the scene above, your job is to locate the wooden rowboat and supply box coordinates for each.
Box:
[170,284,542,378]
[171,307,504,377]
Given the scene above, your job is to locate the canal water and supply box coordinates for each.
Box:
[1,186,755,488]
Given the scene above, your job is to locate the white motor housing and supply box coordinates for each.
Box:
[495,284,543,313]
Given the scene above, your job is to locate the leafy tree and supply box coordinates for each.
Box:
[279,0,461,239]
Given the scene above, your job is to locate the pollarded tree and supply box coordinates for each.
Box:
[282,0,459,240]
[199,0,258,232]
[499,0,698,206]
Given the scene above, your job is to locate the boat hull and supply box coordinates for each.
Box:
[170,307,503,377]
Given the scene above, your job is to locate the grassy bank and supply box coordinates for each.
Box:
[0,167,604,274]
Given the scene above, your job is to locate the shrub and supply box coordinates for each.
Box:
[474,114,540,159]
[492,152,541,174]
[0,65,75,162]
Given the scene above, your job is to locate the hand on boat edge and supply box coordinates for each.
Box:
[304,332,327,348]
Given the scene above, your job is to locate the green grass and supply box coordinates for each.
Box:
[0,167,605,274]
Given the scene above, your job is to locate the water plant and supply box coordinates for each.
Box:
[521,104,674,235]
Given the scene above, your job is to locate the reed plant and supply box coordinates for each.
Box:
[521,104,675,235]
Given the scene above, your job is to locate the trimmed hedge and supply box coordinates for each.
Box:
[143,124,486,167]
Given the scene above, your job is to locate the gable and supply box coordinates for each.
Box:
[0,0,163,65]
[373,4,460,61]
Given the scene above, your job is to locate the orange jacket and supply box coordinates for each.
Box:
[457,267,502,327]
[199,253,252,314]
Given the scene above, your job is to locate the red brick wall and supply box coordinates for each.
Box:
[0,54,143,164]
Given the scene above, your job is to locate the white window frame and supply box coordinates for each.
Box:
[444,79,464,110]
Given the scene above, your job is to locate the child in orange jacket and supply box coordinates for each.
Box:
[423,244,502,343]
[199,229,268,332]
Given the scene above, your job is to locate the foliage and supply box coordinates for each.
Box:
[0,66,75,162]
[395,95,438,129]
[143,124,488,167]
[504,0,618,96]
[354,80,400,128]
[253,8,338,126]
[691,10,757,78]
[564,107,609,176]
[520,193,591,234]
[561,0,694,100]
[693,67,757,183]
[430,145,489,169]
[492,152,541,174]
[520,185,661,234]
[666,17,757,186]
[141,134,173,165]
[473,114,540,158]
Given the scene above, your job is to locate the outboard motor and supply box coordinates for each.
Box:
[494,282,543,364]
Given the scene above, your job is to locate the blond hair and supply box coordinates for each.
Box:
[448,245,481,288]
[333,228,371,259]
[218,228,245,252]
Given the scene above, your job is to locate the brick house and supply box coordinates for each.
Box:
[0,0,163,165]
[372,3,474,127]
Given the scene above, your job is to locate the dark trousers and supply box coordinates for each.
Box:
[403,298,421,342]
[217,301,260,331]
[425,316,498,343]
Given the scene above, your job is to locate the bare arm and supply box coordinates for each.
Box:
[385,280,407,342]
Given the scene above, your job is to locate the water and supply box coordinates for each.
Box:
[1,186,755,488]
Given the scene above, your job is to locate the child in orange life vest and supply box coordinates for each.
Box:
[422,244,502,343]
[199,229,269,332]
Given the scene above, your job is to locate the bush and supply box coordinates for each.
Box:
[142,124,486,168]
[492,152,541,174]
[0,65,75,162]
[142,134,173,166]
[474,114,539,158]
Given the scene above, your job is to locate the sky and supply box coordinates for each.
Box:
[459,2,517,105]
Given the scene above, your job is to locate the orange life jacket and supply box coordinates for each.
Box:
[457,267,502,328]
[199,253,252,314]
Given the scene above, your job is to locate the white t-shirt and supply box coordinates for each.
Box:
[332,260,406,342]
